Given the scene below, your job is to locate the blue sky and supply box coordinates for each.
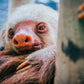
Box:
[0,0,58,25]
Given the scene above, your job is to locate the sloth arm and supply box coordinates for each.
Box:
[0,45,56,84]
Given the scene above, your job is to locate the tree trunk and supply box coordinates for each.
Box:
[55,0,84,84]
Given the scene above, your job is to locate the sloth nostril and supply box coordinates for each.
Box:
[25,38,29,43]
[14,39,18,45]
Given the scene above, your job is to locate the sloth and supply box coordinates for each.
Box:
[0,4,58,84]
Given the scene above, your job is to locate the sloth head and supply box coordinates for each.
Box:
[1,4,58,54]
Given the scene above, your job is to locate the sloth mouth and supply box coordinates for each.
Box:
[16,43,43,54]
[32,43,43,50]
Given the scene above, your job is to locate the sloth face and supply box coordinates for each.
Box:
[7,20,52,54]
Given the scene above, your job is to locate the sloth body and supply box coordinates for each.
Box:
[0,4,58,84]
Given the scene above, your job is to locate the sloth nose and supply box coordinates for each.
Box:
[13,34,33,49]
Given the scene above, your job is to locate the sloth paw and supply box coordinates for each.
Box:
[16,59,43,73]
[0,50,10,56]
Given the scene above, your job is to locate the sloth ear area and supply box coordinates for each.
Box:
[1,28,6,43]
[1,28,5,38]
[1,23,7,39]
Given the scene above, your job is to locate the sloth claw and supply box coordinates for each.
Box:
[16,65,32,73]
[78,4,84,12]
[16,60,30,70]
[78,12,84,19]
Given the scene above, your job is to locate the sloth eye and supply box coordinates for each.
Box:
[36,22,48,33]
[8,28,14,39]
[39,25,45,30]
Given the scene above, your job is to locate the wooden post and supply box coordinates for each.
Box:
[55,0,84,84]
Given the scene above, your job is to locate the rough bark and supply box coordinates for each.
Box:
[55,0,84,84]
